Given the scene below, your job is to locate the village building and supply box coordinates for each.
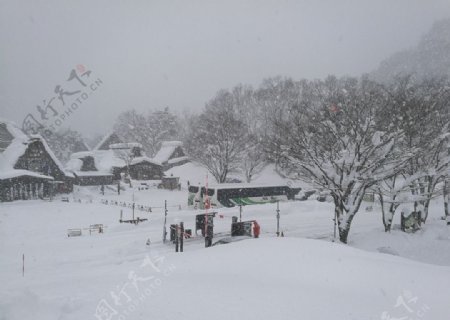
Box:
[152,141,189,171]
[0,120,74,202]
[66,134,163,185]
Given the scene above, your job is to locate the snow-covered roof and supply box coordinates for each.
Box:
[0,169,54,180]
[130,156,162,166]
[0,118,29,142]
[0,120,29,172]
[73,171,113,177]
[68,149,155,174]
[70,151,95,160]
[110,142,142,149]
[69,149,123,171]
[65,158,83,171]
[203,183,295,190]
[152,141,183,164]
[167,156,188,165]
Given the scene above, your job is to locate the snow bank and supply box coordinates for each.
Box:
[1,235,449,320]
[166,161,217,187]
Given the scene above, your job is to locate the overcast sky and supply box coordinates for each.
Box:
[1,0,450,136]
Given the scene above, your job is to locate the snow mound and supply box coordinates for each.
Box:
[2,238,449,320]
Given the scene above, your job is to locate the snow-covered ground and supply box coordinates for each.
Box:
[1,164,450,319]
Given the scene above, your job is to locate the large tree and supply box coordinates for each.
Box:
[284,76,406,243]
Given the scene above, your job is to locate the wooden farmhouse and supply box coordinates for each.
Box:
[0,120,74,202]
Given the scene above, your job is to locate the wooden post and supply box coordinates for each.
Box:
[180,222,184,252]
[132,191,135,222]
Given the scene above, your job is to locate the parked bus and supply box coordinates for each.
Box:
[188,183,301,208]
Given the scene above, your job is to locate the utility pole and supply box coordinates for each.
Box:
[276,201,280,237]
[163,200,168,243]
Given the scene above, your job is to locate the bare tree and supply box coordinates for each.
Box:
[241,139,266,183]
[185,90,246,183]
[114,107,179,157]
[380,76,450,223]
[229,84,266,182]
[255,77,302,170]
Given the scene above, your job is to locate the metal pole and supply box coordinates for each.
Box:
[163,200,168,243]
[175,224,179,252]
[276,201,280,237]
[180,222,184,252]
